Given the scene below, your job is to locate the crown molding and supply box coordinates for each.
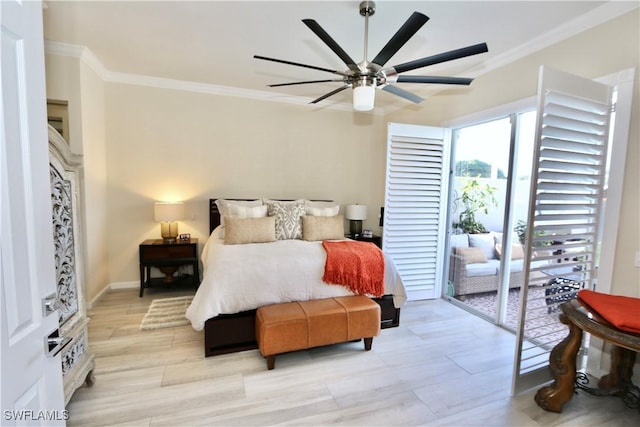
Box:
[44,40,109,80]
[44,1,635,116]
[105,70,366,112]
[472,1,639,76]
[43,40,364,113]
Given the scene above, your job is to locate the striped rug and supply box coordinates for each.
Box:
[140,296,193,330]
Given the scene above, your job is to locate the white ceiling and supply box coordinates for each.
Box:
[42,1,633,111]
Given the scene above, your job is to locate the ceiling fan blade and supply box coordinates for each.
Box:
[371,12,429,67]
[310,85,349,104]
[302,19,359,72]
[384,42,488,76]
[254,55,347,76]
[381,85,424,104]
[395,75,474,85]
[268,79,345,87]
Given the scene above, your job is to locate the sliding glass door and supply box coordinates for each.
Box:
[446,111,536,328]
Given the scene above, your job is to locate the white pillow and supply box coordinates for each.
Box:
[306,200,336,208]
[468,233,496,260]
[215,199,263,238]
[306,205,339,216]
[228,204,268,219]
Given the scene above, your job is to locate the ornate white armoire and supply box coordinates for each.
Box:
[48,125,95,404]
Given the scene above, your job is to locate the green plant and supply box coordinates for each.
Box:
[515,220,527,244]
[514,219,553,246]
[452,177,497,234]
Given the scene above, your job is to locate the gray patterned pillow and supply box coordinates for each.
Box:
[264,199,307,240]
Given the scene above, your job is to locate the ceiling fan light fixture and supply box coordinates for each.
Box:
[255,3,487,109]
[353,79,376,111]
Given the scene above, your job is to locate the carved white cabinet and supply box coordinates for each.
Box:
[48,126,95,404]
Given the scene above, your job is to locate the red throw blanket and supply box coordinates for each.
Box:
[322,240,384,297]
[578,290,640,334]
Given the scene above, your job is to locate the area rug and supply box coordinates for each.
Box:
[462,287,570,348]
[140,296,193,330]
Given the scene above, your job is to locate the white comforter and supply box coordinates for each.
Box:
[186,227,407,331]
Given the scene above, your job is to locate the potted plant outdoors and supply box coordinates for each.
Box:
[452,177,498,234]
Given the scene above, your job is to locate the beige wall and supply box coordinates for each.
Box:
[45,54,109,303]
[78,60,109,304]
[104,85,387,284]
[45,55,83,153]
[389,9,640,298]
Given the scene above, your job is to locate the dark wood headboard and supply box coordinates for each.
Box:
[209,198,332,234]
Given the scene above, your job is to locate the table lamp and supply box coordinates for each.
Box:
[154,202,184,243]
[345,204,367,238]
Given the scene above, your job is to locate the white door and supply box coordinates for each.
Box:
[383,123,451,300]
[511,66,614,394]
[1,1,67,425]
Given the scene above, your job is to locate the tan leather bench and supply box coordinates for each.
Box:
[255,296,381,370]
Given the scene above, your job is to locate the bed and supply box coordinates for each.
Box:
[186,199,406,356]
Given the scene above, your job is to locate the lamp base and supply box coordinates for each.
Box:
[349,220,363,239]
[160,222,179,243]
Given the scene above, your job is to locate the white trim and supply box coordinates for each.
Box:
[43,41,380,113]
[469,2,639,77]
[86,280,139,308]
[110,280,138,290]
[85,284,111,310]
[592,67,636,295]
[44,40,109,80]
[441,96,535,129]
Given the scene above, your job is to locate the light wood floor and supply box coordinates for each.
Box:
[67,288,638,426]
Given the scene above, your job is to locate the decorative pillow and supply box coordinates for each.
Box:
[302,215,344,241]
[215,199,262,224]
[224,216,276,245]
[495,243,525,260]
[215,199,264,238]
[450,234,469,254]
[228,204,268,219]
[264,199,307,240]
[455,246,488,264]
[468,233,496,260]
[306,200,336,209]
[306,205,340,216]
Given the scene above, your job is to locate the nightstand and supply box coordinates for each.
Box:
[349,234,382,248]
[139,238,199,297]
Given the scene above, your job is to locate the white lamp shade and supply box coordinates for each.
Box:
[345,204,368,221]
[154,202,184,222]
[353,85,375,111]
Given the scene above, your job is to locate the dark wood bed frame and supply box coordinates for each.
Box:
[203,198,400,357]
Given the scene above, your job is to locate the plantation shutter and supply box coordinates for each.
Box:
[512,66,613,394]
[383,123,450,300]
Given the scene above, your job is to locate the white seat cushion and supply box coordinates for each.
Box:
[466,260,500,277]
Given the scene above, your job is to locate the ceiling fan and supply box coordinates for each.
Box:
[254,1,488,111]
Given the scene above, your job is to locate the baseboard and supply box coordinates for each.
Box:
[86,281,138,309]
[86,284,110,309]
[110,280,139,290]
